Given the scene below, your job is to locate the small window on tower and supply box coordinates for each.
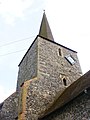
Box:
[63,78,67,86]
[65,55,75,65]
[58,48,62,56]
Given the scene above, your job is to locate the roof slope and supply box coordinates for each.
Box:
[0,92,18,120]
[42,70,90,117]
[39,12,54,41]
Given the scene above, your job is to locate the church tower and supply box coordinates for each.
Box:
[16,12,82,119]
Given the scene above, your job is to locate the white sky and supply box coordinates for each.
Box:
[0,0,90,103]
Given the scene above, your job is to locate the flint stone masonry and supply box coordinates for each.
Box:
[17,36,82,91]
[38,37,82,85]
[25,77,66,120]
[0,92,18,120]
[40,88,90,120]
[17,39,38,90]
[22,36,83,119]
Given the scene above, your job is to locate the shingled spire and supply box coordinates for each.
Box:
[39,11,54,41]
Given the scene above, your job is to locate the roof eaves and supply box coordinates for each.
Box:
[38,35,77,53]
[18,36,38,66]
[18,35,77,66]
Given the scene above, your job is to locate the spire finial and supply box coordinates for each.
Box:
[43,9,45,13]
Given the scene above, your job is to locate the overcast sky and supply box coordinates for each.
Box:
[0,0,90,103]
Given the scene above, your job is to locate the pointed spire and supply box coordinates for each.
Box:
[39,11,54,41]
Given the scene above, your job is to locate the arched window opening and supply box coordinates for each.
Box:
[63,78,67,86]
[58,48,62,56]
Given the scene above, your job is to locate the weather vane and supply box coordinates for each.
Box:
[43,10,45,13]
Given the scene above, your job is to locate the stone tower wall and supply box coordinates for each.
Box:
[17,39,38,90]
[20,36,83,119]
[17,36,82,91]
[38,37,82,86]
